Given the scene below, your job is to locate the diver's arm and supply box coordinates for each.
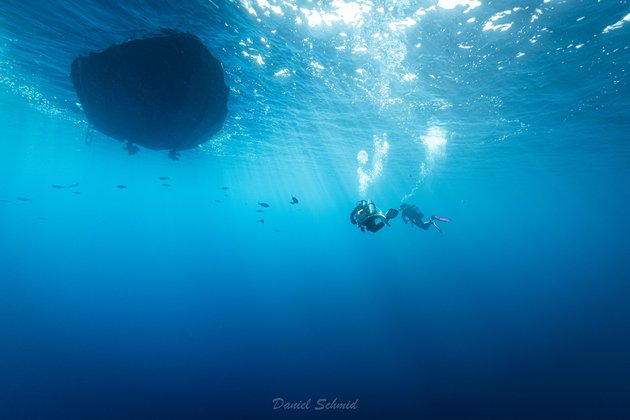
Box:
[349,205,362,224]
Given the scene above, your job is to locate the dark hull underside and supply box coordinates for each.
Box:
[71,31,228,151]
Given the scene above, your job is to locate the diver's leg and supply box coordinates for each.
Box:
[372,221,385,232]
[414,219,431,230]
[430,220,442,233]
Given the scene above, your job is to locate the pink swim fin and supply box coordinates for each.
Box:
[432,216,450,223]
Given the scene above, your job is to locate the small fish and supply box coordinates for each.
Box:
[159,177,170,180]
[256,209,264,213]
[67,183,80,188]
[116,185,127,189]
[16,197,31,201]
[162,183,171,187]
[221,186,229,190]
[290,195,299,204]
[258,202,270,208]
[214,199,221,203]
[275,229,280,233]
[72,191,81,195]
[256,219,265,224]
[51,185,64,189]
[0,199,11,203]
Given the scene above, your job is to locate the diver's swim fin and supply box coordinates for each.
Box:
[385,208,399,221]
[431,216,450,223]
[430,220,443,233]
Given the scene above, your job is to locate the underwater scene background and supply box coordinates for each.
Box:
[1,1,629,419]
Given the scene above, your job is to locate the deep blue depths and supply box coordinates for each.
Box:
[1,1,630,419]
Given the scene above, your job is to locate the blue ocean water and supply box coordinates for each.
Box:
[1,0,629,419]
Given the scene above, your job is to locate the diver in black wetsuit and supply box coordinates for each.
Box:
[400,203,449,233]
[350,200,399,233]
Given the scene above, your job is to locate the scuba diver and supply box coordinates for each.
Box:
[400,203,449,233]
[350,200,399,233]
